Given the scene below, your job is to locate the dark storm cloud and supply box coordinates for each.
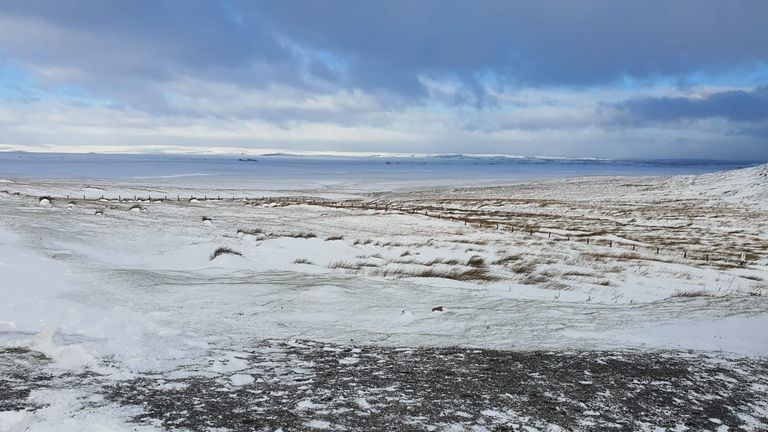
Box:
[255,0,768,90]
[613,86,768,124]
[1,0,767,99]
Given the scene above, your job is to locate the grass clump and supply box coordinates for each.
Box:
[327,261,361,270]
[670,290,711,298]
[510,262,537,274]
[368,267,500,283]
[466,255,486,268]
[237,228,263,236]
[325,235,344,241]
[293,258,314,265]
[493,254,522,265]
[210,246,243,260]
[280,232,317,239]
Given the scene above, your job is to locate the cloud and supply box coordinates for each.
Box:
[0,1,767,160]
[612,86,768,124]
[2,1,767,100]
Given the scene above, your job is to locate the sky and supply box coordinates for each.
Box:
[0,1,767,160]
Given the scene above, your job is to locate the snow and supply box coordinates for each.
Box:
[229,374,255,386]
[1,162,766,428]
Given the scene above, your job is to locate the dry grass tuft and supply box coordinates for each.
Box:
[520,273,549,285]
[293,258,314,265]
[237,228,263,236]
[368,266,500,283]
[510,262,537,274]
[280,232,317,238]
[670,290,711,298]
[493,254,522,265]
[325,235,344,241]
[466,255,486,268]
[327,261,361,270]
[210,246,243,260]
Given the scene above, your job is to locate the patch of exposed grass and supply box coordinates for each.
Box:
[561,270,596,277]
[293,258,314,265]
[327,261,361,270]
[325,235,344,241]
[210,246,243,260]
[276,232,317,239]
[670,290,711,298]
[466,255,486,268]
[510,262,537,274]
[493,254,522,265]
[368,266,500,283]
[520,273,549,285]
[237,228,263,236]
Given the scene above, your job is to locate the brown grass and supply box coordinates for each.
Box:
[510,262,537,274]
[237,228,263,236]
[325,235,344,241]
[493,254,522,265]
[670,290,711,298]
[210,246,243,260]
[368,267,500,282]
[277,232,317,239]
[327,261,361,270]
[520,273,549,285]
[466,255,486,268]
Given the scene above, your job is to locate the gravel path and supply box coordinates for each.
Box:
[3,342,767,431]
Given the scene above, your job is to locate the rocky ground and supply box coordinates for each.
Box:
[3,342,767,431]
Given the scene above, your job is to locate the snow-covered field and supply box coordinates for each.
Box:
[1,163,767,430]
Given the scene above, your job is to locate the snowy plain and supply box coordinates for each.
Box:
[1,155,767,431]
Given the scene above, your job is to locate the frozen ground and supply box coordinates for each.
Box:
[1,163,767,430]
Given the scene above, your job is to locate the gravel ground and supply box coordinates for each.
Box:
[3,342,767,431]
